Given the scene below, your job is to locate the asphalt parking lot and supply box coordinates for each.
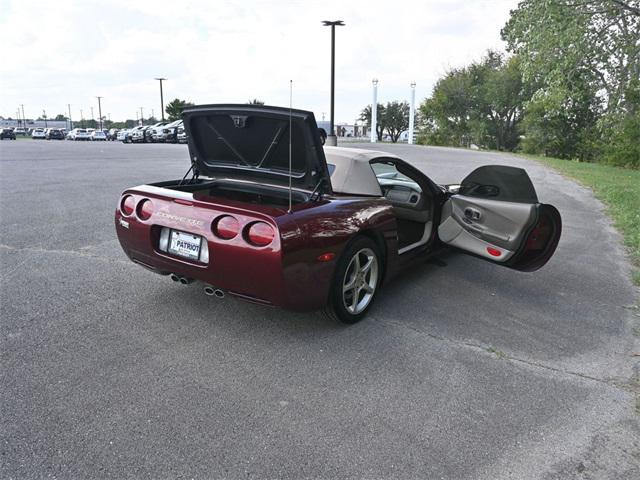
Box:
[1,140,638,479]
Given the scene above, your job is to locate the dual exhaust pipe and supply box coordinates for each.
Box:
[170,273,225,298]
[170,273,193,285]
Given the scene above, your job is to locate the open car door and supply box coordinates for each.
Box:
[438,165,561,272]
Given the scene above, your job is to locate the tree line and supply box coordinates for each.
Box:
[419,0,639,169]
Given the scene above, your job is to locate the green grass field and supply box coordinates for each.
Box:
[525,155,640,286]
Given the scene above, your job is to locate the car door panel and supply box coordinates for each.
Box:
[438,165,561,271]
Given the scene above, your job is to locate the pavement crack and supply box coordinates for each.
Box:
[379,318,638,394]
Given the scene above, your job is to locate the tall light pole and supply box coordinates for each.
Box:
[42,110,48,128]
[154,77,167,121]
[322,20,344,147]
[96,96,103,130]
[408,81,416,145]
[68,104,73,130]
[371,78,378,143]
[140,107,144,125]
[80,109,84,128]
[20,104,26,129]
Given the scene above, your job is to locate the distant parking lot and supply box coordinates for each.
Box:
[1,140,637,479]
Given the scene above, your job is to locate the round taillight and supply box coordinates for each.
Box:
[213,215,240,239]
[137,199,154,220]
[121,195,135,216]
[246,222,275,246]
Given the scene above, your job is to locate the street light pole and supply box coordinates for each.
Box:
[20,104,25,129]
[68,104,73,130]
[154,77,167,121]
[371,78,378,143]
[408,82,416,145]
[42,110,48,128]
[80,109,84,128]
[140,107,144,125]
[322,20,344,147]
[96,96,103,130]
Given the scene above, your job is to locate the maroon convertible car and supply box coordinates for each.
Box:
[115,104,561,323]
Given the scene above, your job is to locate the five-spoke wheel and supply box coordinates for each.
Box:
[325,236,381,324]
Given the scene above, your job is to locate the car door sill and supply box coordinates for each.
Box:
[398,221,432,255]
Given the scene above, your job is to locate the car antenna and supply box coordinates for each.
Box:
[288,79,293,214]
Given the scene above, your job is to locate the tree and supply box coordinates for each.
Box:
[54,114,67,121]
[247,99,265,105]
[502,0,640,166]
[165,98,195,121]
[384,101,410,143]
[419,51,530,150]
[360,103,386,141]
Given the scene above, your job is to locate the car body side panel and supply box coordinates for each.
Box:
[277,196,398,310]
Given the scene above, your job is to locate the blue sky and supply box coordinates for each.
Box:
[0,0,516,123]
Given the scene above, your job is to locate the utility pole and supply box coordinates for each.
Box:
[80,109,84,128]
[322,20,345,146]
[68,104,73,130]
[140,107,144,125]
[408,82,416,145]
[154,77,167,121]
[20,104,26,129]
[96,96,103,130]
[42,110,48,128]
[371,79,378,143]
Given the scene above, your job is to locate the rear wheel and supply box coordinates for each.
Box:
[324,237,381,324]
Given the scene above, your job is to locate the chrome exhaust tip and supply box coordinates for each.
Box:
[170,273,180,282]
[203,285,225,298]
[179,277,194,285]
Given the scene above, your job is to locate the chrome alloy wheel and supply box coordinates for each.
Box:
[342,247,379,314]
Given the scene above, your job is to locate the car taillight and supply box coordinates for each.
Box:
[246,222,275,246]
[213,215,240,239]
[120,195,135,216]
[137,199,154,220]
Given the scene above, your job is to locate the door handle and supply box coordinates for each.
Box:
[464,208,482,221]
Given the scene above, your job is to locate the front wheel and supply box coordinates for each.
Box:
[324,237,381,324]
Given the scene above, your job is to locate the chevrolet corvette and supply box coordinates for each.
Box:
[115,104,561,323]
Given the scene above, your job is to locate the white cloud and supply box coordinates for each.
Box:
[0,0,516,123]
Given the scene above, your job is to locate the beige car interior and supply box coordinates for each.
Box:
[369,159,434,254]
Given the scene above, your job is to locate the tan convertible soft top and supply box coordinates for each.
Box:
[323,146,401,196]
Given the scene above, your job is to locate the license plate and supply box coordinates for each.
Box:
[168,230,202,261]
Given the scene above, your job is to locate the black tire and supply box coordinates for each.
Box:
[324,236,381,324]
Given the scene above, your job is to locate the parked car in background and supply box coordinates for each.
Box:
[45,128,65,140]
[0,128,16,140]
[90,130,107,141]
[108,128,120,141]
[130,126,148,143]
[176,123,187,143]
[160,120,183,143]
[117,129,131,142]
[14,127,26,136]
[67,128,90,141]
[148,121,171,142]
[31,128,46,139]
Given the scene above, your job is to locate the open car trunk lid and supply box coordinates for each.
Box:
[182,104,332,193]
